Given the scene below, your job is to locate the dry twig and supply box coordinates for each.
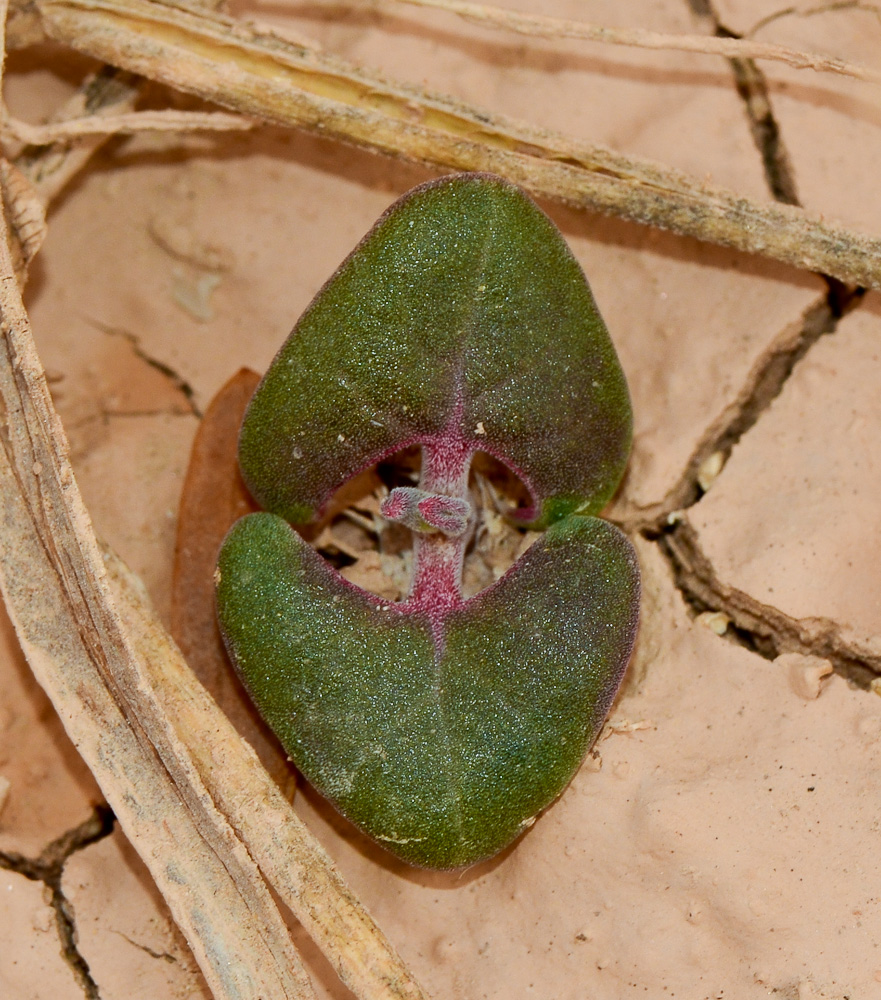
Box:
[3,107,254,145]
[14,66,142,204]
[393,0,881,86]
[30,0,881,288]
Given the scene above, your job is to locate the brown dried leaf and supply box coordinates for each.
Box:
[170,368,292,781]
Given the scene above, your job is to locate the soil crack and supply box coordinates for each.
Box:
[86,319,203,419]
[618,1,862,535]
[618,280,863,535]
[113,930,177,964]
[687,0,799,205]
[658,517,881,687]
[626,274,874,683]
[0,805,116,999]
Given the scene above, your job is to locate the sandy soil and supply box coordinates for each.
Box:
[2,2,881,999]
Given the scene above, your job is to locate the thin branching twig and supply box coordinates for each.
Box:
[393,0,881,86]
[3,107,254,144]
[14,66,142,204]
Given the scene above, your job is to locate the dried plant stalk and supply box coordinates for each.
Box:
[394,0,881,86]
[0,158,46,279]
[15,65,142,204]
[33,0,881,289]
[4,107,253,144]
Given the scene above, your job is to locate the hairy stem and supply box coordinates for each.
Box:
[406,441,472,614]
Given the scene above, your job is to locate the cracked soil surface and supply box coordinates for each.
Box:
[2,1,881,998]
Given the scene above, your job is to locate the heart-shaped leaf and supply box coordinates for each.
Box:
[217,511,638,869]
[217,173,640,869]
[238,173,631,528]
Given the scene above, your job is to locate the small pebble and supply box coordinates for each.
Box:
[696,610,730,636]
[777,652,834,700]
[696,451,725,492]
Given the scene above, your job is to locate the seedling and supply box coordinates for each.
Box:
[216,173,640,869]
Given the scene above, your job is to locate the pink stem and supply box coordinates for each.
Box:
[404,439,472,618]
